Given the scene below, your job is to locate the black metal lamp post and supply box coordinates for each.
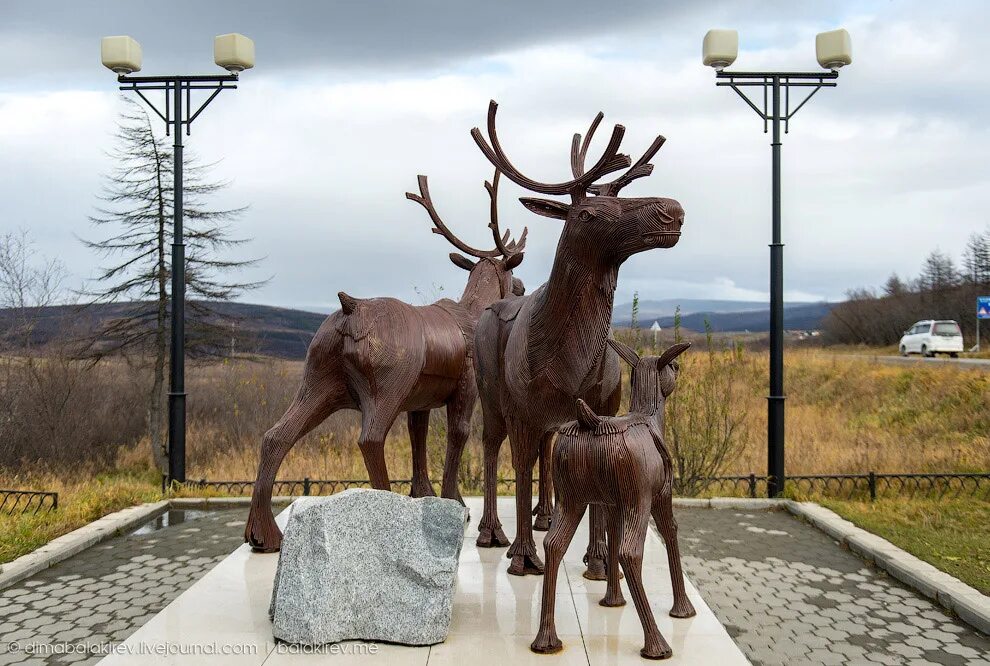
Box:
[703,29,852,497]
[101,34,255,486]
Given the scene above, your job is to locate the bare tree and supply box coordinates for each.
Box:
[0,229,66,350]
[664,310,749,496]
[917,249,958,292]
[80,97,265,472]
[962,228,990,286]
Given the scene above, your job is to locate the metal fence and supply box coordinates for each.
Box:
[1,489,59,515]
[183,472,990,502]
[689,473,990,501]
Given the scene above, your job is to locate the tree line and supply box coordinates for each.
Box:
[822,228,990,346]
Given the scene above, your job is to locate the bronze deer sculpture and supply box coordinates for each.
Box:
[531,340,695,660]
[471,100,685,576]
[245,170,526,552]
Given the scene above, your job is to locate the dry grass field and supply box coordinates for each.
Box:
[2,346,988,573]
[165,347,990,482]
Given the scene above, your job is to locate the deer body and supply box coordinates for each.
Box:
[531,342,696,660]
[470,101,685,578]
[245,172,525,552]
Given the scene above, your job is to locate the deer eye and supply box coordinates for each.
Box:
[577,210,593,222]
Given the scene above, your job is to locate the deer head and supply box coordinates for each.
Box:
[406,169,527,307]
[471,101,684,265]
[608,340,691,414]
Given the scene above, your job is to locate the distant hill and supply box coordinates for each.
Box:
[613,298,817,321]
[613,301,833,332]
[0,301,329,360]
[2,297,835,361]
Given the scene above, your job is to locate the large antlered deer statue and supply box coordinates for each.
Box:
[471,101,684,576]
[245,170,527,552]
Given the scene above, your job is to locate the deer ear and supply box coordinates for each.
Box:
[657,342,691,369]
[511,277,525,296]
[504,252,524,270]
[449,253,476,271]
[520,197,570,220]
[607,338,640,367]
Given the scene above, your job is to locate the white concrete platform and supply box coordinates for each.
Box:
[99,498,749,665]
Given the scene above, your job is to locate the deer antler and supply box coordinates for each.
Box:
[406,175,503,259]
[588,134,667,197]
[471,100,631,198]
[484,169,528,258]
[570,112,604,178]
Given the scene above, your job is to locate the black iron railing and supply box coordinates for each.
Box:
[1,489,59,515]
[182,472,990,502]
[689,473,990,500]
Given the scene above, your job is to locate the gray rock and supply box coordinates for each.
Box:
[270,489,467,646]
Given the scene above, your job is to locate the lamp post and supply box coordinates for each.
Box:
[703,28,851,497]
[101,34,255,486]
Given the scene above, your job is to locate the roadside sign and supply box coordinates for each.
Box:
[979,297,990,320]
[650,321,662,332]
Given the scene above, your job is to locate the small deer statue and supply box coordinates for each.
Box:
[531,340,696,660]
[244,170,526,552]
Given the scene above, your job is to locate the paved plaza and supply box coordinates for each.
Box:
[0,509,248,665]
[674,508,990,666]
[0,502,987,665]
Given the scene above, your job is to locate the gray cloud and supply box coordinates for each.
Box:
[1,0,989,313]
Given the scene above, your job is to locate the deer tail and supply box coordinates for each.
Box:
[576,399,603,430]
[337,291,359,315]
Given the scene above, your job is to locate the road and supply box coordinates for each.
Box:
[845,354,990,370]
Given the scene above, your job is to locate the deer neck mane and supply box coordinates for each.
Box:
[629,374,661,417]
[527,232,619,388]
[456,262,502,318]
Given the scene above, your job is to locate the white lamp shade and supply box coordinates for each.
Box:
[101,36,142,75]
[816,29,852,69]
[703,29,738,69]
[214,33,255,72]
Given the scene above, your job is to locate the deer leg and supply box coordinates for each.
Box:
[246,373,346,552]
[532,433,554,531]
[653,490,696,618]
[357,406,399,491]
[600,507,626,607]
[477,410,509,548]
[620,504,671,660]
[439,379,476,505]
[531,501,586,654]
[506,422,544,576]
[408,410,435,498]
[583,505,608,580]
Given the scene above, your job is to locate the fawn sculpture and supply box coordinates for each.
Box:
[531,340,696,660]
[471,100,685,576]
[245,170,526,552]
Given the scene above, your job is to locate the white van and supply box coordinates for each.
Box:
[898,320,964,357]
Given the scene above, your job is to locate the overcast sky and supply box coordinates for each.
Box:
[1,0,988,312]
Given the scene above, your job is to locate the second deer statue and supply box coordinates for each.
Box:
[245,170,526,552]
[531,340,696,660]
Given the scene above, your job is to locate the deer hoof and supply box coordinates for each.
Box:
[599,593,626,607]
[507,553,544,576]
[640,640,673,660]
[583,556,607,580]
[409,481,437,498]
[245,509,283,553]
[476,524,509,548]
[530,633,563,654]
[669,599,697,618]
